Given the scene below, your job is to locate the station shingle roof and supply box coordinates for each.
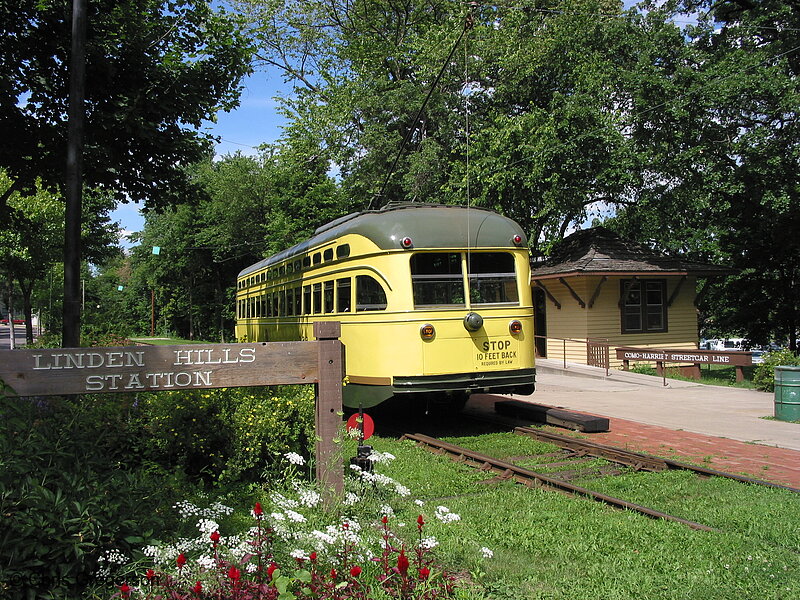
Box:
[530,227,731,279]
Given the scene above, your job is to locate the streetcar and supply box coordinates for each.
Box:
[235,203,535,409]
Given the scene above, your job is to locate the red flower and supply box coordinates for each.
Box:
[309,551,317,561]
[417,515,425,528]
[267,562,278,580]
[210,530,221,545]
[330,568,337,579]
[349,565,362,578]
[119,583,131,598]
[419,566,430,580]
[192,581,203,594]
[397,549,409,575]
[228,566,241,582]
[176,553,187,569]
[145,569,156,581]
[253,502,264,517]
[381,515,388,524]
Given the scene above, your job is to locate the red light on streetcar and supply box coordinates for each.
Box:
[401,237,413,248]
[420,323,435,339]
[512,234,523,245]
[509,320,523,335]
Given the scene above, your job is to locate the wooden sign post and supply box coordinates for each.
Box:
[0,322,344,495]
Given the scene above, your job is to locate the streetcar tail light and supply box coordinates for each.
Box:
[512,234,523,246]
[401,236,413,248]
[509,320,523,335]
[420,323,435,340]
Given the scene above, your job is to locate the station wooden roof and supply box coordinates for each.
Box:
[530,226,731,280]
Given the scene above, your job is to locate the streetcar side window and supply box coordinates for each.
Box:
[467,252,519,305]
[324,280,334,313]
[293,286,302,315]
[411,252,465,307]
[336,244,350,259]
[356,275,387,311]
[337,278,352,313]
[303,285,311,315]
[313,283,322,314]
[323,248,334,262]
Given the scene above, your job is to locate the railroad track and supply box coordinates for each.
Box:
[400,428,799,532]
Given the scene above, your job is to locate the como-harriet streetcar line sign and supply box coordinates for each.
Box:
[0,322,344,494]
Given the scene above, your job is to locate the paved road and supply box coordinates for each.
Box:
[0,324,29,350]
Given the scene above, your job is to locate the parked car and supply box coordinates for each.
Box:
[0,318,24,325]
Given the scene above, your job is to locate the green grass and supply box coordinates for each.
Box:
[631,364,760,389]
[368,433,800,600]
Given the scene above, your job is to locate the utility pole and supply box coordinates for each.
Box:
[63,0,87,348]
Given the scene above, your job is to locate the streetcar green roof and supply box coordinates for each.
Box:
[238,203,527,278]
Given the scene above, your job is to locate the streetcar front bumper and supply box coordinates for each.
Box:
[392,368,536,396]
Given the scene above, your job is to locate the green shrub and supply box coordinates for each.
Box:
[752,349,800,392]
[0,395,178,600]
[134,385,316,484]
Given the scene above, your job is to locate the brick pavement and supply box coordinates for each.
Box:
[542,416,800,489]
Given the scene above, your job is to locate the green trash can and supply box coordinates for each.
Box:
[774,366,800,422]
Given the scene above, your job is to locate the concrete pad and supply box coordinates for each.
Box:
[475,359,800,452]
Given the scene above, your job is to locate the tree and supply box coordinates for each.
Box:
[0,171,119,343]
[611,0,800,350]
[0,0,252,210]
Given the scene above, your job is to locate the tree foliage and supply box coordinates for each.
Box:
[0,0,252,210]
[609,0,800,349]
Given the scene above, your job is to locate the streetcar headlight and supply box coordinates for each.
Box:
[401,236,413,249]
[509,320,523,335]
[420,323,435,340]
[463,311,484,332]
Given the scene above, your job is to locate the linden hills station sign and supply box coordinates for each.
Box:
[3,343,317,395]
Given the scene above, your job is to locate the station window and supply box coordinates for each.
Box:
[621,279,667,333]
[337,278,352,313]
[411,252,465,307]
[336,244,351,259]
[467,252,519,305]
[323,248,334,262]
[356,275,388,311]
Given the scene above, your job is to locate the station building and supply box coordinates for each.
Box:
[530,226,730,369]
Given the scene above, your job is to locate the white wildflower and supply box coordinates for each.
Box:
[414,499,425,506]
[285,509,307,523]
[343,492,361,506]
[197,555,216,570]
[481,547,494,559]
[419,536,439,549]
[290,549,308,560]
[434,506,460,523]
[285,452,306,465]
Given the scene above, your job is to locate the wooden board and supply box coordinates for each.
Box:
[0,342,319,396]
[495,400,610,433]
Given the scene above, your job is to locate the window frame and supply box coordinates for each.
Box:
[620,278,668,334]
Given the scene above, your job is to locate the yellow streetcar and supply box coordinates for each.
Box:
[235,203,535,409]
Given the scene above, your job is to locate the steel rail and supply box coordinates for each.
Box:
[513,427,800,494]
[401,433,715,532]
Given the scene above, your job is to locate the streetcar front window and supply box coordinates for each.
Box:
[467,252,519,305]
[411,252,465,307]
